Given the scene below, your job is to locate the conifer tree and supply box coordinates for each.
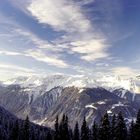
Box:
[81,117,89,140]
[59,114,65,140]
[111,114,117,140]
[88,128,92,140]
[30,129,35,140]
[92,121,98,140]
[99,112,110,140]
[73,122,79,140]
[46,130,52,140]
[69,128,73,140]
[115,112,127,140]
[10,120,19,140]
[129,120,135,140]
[134,109,140,140]
[24,116,30,140]
[59,114,70,140]
[64,115,70,140]
[54,115,60,140]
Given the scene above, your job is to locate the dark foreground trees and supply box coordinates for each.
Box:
[53,110,140,140]
[0,114,49,140]
[1,110,140,140]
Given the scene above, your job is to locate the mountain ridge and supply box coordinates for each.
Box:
[0,74,140,127]
[2,74,140,94]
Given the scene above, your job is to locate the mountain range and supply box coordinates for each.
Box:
[0,74,140,128]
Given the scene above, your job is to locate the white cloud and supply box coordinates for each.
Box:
[0,14,69,69]
[2,0,112,77]
[0,50,21,56]
[26,49,69,68]
[14,28,69,68]
[71,40,106,54]
[111,67,139,76]
[27,0,91,33]
[1,0,137,78]
[0,64,35,72]
[96,63,109,67]
[0,43,68,69]
[26,0,110,62]
[71,39,110,61]
[15,29,61,52]
[81,52,108,61]
[9,0,111,64]
[79,0,95,5]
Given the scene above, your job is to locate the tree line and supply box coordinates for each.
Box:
[1,110,140,140]
[53,110,140,140]
[0,115,49,140]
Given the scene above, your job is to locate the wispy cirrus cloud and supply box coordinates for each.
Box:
[14,28,69,68]
[0,50,21,56]
[3,0,127,76]
[15,28,64,52]
[0,0,139,79]
[111,67,139,76]
[6,0,111,66]
[78,0,95,5]
[0,27,69,68]
[25,0,110,62]
[25,49,69,68]
[0,63,35,72]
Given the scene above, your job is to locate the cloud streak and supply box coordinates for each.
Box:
[26,0,110,62]
[0,50,21,56]
[25,49,69,68]
[14,28,69,68]
[0,63,35,72]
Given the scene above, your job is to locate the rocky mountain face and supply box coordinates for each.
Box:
[0,75,140,128]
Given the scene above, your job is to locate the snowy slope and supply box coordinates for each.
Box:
[2,74,140,94]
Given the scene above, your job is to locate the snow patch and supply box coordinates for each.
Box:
[107,110,112,114]
[97,101,106,105]
[85,104,97,110]
[79,88,84,93]
[33,118,47,126]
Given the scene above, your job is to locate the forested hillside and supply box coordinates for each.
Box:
[0,106,49,140]
[1,105,140,140]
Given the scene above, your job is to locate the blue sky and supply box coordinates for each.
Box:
[0,0,140,80]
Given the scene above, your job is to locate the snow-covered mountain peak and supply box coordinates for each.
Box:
[3,76,43,86]
[2,74,140,93]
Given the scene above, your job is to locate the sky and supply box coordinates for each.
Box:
[0,0,140,80]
